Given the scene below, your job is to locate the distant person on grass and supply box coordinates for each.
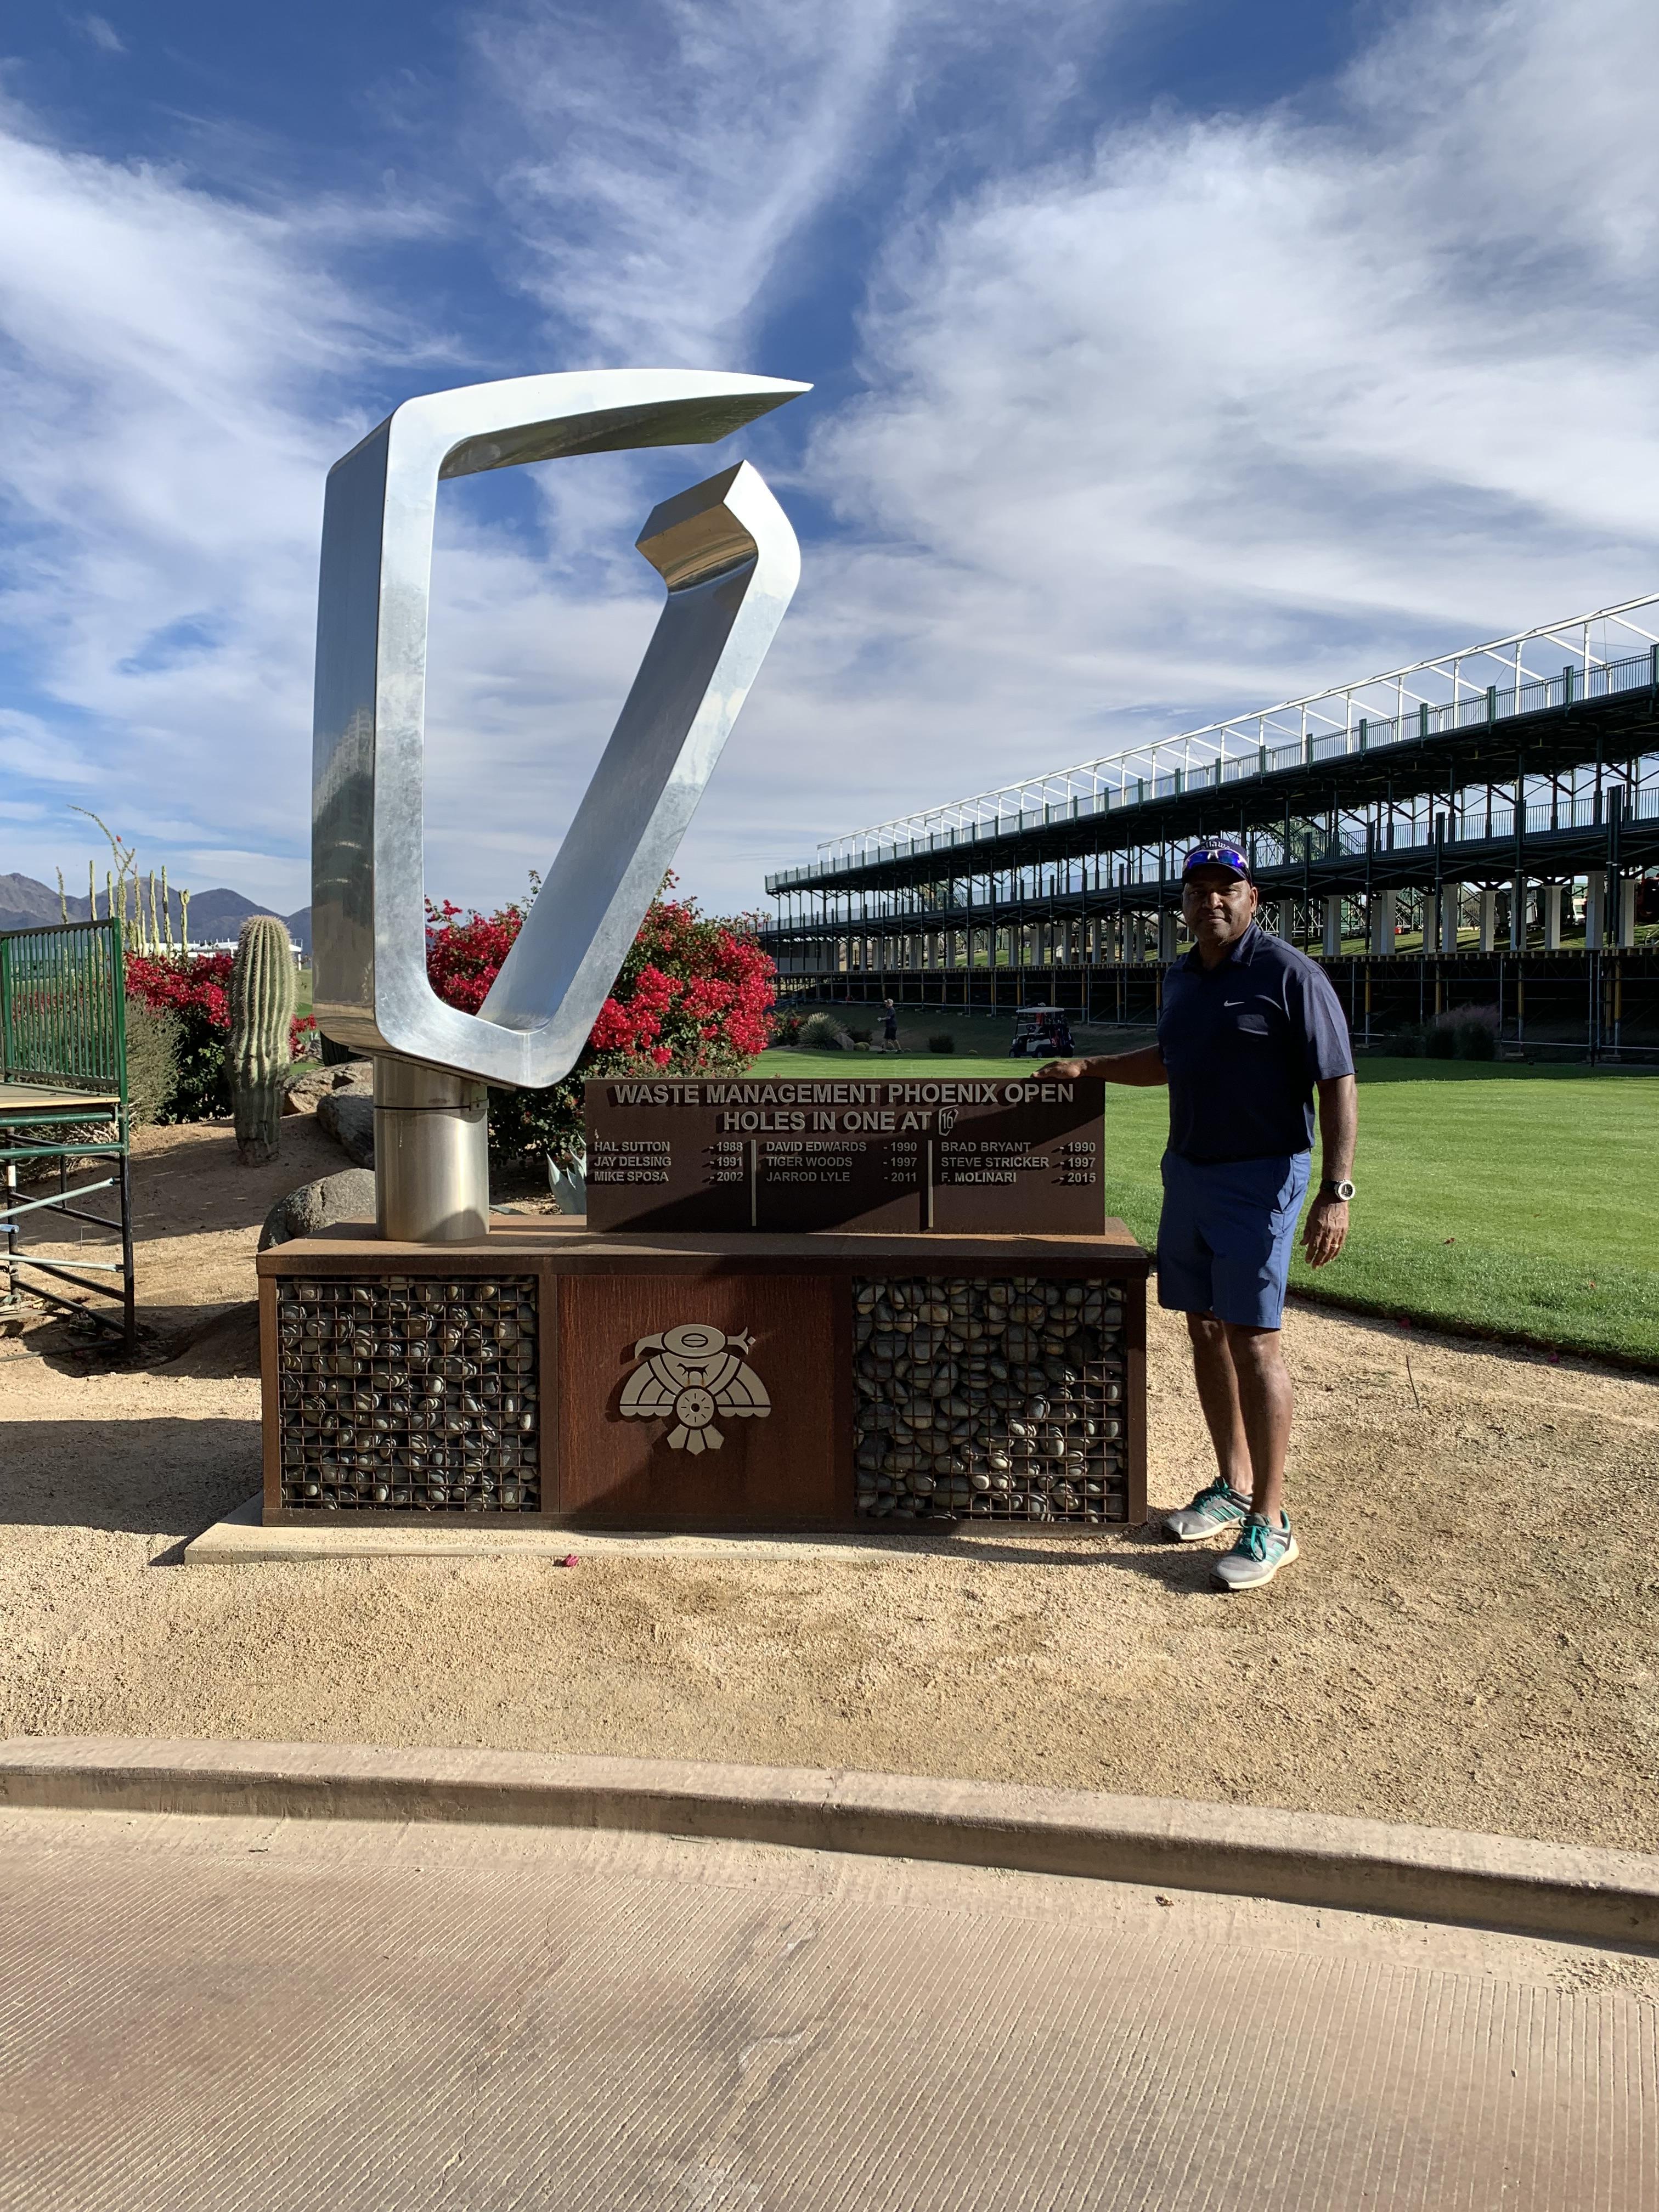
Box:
[881,998,899,1053]
[1043,845,1357,1590]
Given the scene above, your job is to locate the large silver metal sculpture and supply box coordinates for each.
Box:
[311,369,806,1240]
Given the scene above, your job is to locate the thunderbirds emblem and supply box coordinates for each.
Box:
[618,1323,771,1454]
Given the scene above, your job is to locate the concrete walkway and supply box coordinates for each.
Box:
[1,1746,1654,2210]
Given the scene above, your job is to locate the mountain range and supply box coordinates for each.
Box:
[0,872,312,956]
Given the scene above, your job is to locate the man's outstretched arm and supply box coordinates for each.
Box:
[1040,1046,1167,1087]
[1302,1073,1357,1268]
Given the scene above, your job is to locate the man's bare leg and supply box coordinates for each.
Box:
[1186,1312,1252,1497]
[1220,1321,1294,1521]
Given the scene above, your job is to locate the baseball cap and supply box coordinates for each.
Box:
[1181,843,1252,882]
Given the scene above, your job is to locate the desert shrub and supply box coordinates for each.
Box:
[425,877,776,1172]
[4,1000,179,1167]
[770,1008,804,1047]
[125,1000,183,1127]
[1457,1019,1498,1059]
[1451,1003,1501,1059]
[125,951,313,1120]
[1418,1002,1502,1062]
[928,1032,956,1053]
[798,1011,851,1052]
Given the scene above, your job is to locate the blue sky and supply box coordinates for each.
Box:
[3,0,1658,917]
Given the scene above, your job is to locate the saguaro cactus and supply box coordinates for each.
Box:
[229,915,296,1165]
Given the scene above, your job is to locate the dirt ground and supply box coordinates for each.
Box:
[2,1120,1656,1852]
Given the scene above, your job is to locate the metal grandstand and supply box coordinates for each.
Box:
[771,593,1659,888]
[761,591,1659,1057]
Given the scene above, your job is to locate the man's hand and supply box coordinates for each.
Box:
[1039,1046,1167,1087]
[1302,1195,1348,1268]
[1308,1074,1357,1268]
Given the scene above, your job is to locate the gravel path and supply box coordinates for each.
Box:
[2,1122,1655,1849]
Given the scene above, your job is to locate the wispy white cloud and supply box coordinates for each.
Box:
[0,104,446,902]
[735,0,1659,864]
[5,0,1659,926]
[452,0,1131,901]
[0,0,1130,913]
[473,0,913,366]
[470,0,1113,366]
[75,14,126,57]
[0,707,97,789]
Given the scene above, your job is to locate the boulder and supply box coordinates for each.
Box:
[258,1168,378,1251]
[284,1059,374,1116]
[316,1091,375,1167]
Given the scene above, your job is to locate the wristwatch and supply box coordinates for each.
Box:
[1320,1178,1356,1202]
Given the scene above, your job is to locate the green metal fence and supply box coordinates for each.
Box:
[0,918,127,1098]
[1,917,134,1342]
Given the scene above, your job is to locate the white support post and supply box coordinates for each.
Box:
[1438,886,1462,955]
[1274,899,1295,940]
[1542,884,1562,950]
[1368,890,1397,956]
[1478,888,1498,953]
[1585,873,1607,951]
[1158,910,1180,963]
[1322,896,1342,957]
[1618,878,1638,947]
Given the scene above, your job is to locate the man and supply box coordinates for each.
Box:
[1043,845,1357,1590]
[881,998,899,1053]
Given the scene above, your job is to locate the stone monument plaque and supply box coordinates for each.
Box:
[582,1075,1104,1234]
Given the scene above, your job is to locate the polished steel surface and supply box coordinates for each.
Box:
[312,369,806,1088]
[373,1059,489,1243]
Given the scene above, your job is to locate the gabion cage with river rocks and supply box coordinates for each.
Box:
[853,1276,1126,1523]
[275,1276,540,1513]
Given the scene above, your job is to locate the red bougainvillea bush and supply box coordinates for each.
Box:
[425,877,776,1169]
[126,951,314,1121]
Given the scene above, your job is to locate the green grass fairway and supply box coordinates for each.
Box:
[751,1049,1659,1363]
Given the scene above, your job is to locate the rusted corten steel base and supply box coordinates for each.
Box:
[257,1220,1149,1534]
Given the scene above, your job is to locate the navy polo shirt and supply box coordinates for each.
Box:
[1156,924,1354,1164]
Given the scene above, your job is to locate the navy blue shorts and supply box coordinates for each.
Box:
[1155,1150,1312,1330]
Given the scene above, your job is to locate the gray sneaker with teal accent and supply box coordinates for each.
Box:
[1213,1511,1298,1590]
[1162,1477,1252,1544]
